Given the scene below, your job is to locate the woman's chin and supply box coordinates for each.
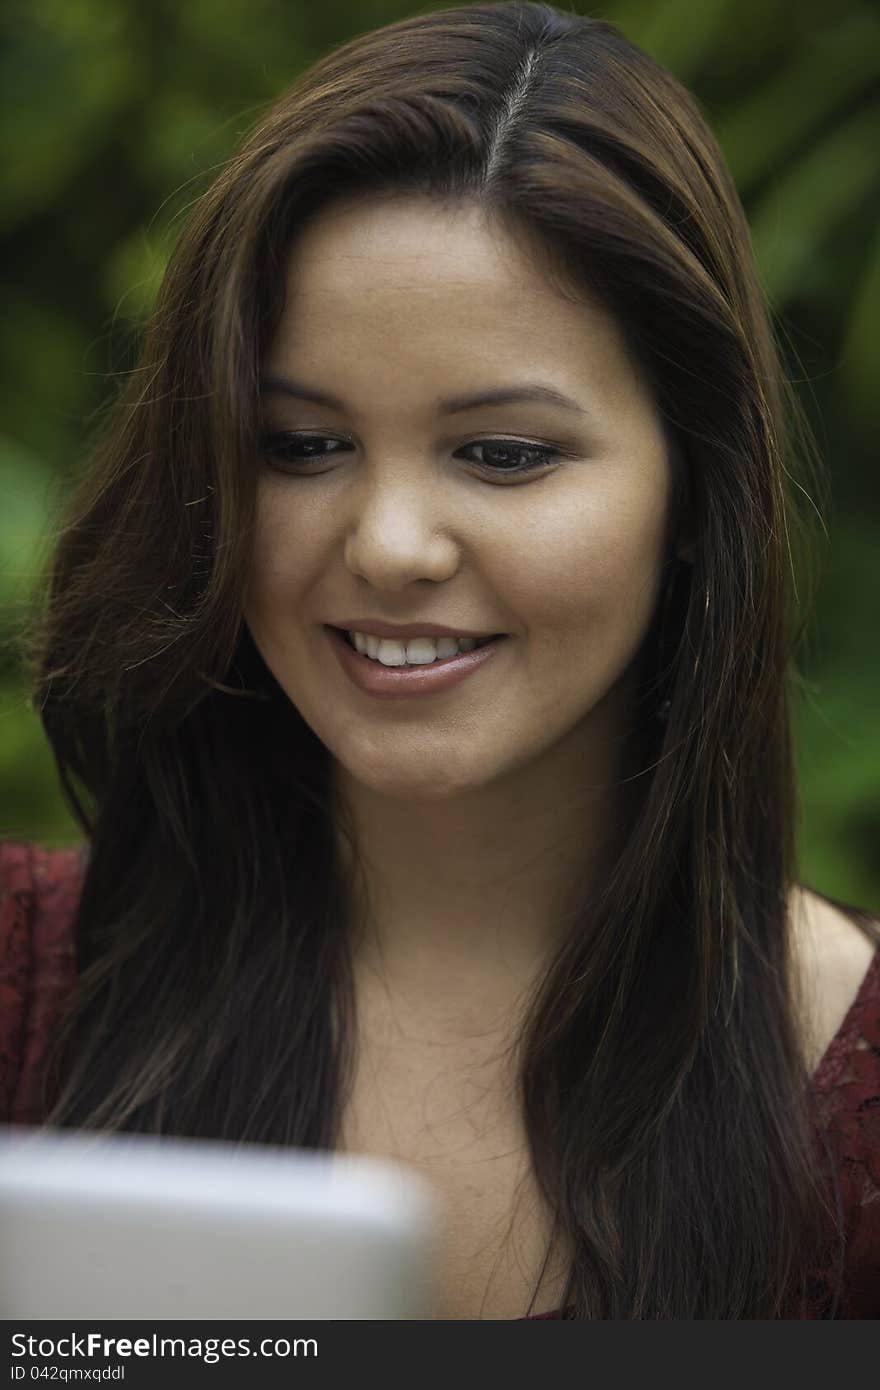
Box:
[336,752,484,803]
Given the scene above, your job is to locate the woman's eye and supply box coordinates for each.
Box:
[260,433,350,470]
[458,440,561,477]
[259,433,562,481]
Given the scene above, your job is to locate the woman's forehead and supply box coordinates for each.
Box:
[269,197,644,405]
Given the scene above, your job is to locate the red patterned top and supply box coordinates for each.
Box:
[1,839,878,1318]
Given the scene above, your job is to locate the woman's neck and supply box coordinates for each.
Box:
[331,716,638,1018]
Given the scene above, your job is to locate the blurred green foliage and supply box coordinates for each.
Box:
[1,0,878,906]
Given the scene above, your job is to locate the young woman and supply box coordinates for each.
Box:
[1,1,878,1319]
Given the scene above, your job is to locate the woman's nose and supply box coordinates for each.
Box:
[343,477,461,591]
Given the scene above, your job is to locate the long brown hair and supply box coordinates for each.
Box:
[18,2,878,1317]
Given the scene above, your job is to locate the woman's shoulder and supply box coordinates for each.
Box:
[0,838,85,1122]
[0,838,87,960]
[0,836,87,894]
[789,883,879,1083]
[790,886,880,1318]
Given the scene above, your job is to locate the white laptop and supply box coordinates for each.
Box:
[0,1125,439,1319]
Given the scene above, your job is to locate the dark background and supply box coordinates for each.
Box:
[1,0,878,907]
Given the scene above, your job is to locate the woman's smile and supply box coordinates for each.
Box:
[324,623,510,699]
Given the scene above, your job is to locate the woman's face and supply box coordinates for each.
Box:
[245,196,676,802]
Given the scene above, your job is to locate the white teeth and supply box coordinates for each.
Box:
[376,639,407,666]
[346,630,495,665]
[405,637,440,665]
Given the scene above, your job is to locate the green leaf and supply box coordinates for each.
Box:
[616,0,735,80]
[836,219,880,432]
[749,104,879,306]
[716,7,880,195]
[0,0,145,232]
[0,434,57,614]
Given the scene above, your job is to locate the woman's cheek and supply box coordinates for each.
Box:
[497,489,659,612]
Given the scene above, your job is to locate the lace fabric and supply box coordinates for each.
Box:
[1,839,878,1318]
[0,841,81,1124]
[805,940,880,1319]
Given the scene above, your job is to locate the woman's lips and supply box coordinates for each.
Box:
[325,626,507,699]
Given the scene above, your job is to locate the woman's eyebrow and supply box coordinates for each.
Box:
[259,372,589,417]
